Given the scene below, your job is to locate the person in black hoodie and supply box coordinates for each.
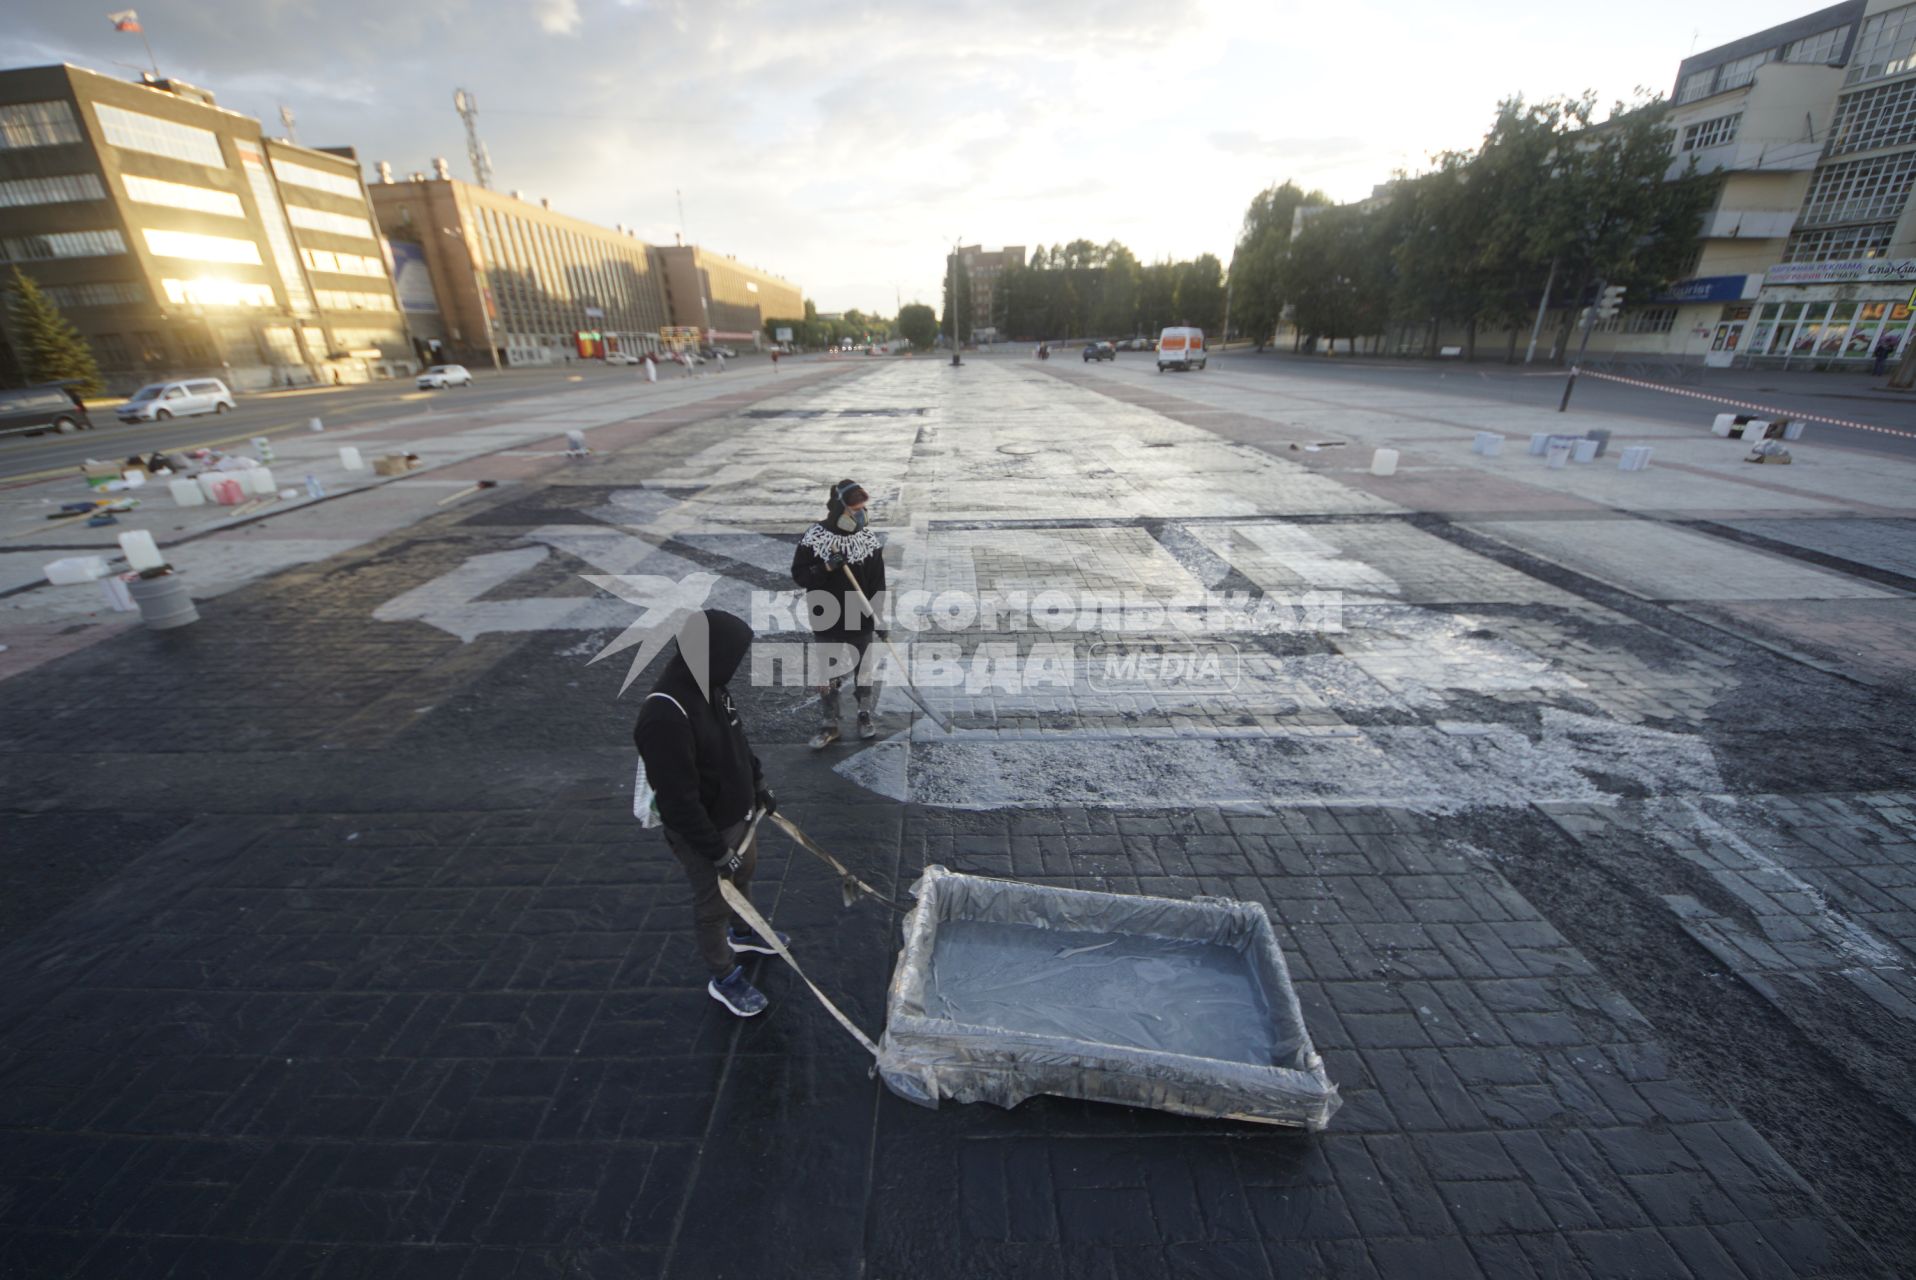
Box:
[791,478,887,749]
[634,609,783,1016]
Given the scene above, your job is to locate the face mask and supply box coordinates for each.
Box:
[835,508,866,533]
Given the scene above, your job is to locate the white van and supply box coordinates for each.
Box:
[1156,327,1207,373]
[116,378,236,422]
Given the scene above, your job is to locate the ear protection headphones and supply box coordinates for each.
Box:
[833,479,862,507]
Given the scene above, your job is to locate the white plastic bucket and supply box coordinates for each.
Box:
[1370,448,1399,477]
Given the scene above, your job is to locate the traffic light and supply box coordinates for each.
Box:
[1596,285,1626,321]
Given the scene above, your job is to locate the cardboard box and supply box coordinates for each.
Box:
[373,454,414,477]
[81,462,120,488]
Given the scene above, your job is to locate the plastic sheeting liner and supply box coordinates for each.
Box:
[878,866,1341,1129]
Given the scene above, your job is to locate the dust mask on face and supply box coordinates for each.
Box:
[835,508,866,533]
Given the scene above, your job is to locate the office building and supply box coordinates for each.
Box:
[0,63,410,391]
[655,244,804,349]
[368,170,671,366]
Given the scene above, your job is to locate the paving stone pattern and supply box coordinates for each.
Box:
[0,361,1911,1277]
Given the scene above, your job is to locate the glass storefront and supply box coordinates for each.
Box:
[1747,295,1915,364]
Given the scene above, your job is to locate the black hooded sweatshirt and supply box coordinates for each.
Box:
[791,520,886,646]
[632,610,763,862]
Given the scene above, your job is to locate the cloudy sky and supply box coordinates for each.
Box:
[7,0,1827,313]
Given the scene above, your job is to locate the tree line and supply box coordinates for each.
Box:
[1234,94,1719,360]
[938,242,1229,343]
[761,300,894,350]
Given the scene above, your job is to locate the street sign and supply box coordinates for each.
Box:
[776,327,793,342]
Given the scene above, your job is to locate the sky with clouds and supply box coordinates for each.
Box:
[6,0,1832,313]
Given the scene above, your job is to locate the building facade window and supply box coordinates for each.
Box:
[1783,25,1851,64]
[284,204,374,240]
[1681,113,1742,151]
[270,158,363,200]
[0,229,127,261]
[330,326,401,351]
[0,173,105,206]
[299,247,386,278]
[313,288,396,312]
[121,174,245,218]
[92,332,130,365]
[0,101,84,150]
[1677,69,1716,104]
[1783,222,1898,260]
[141,227,264,264]
[1848,3,1916,84]
[1716,49,1776,93]
[1828,79,1916,156]
[236,141,313,317]
[41,281,145,308]
[161,277,277,308]
[1798,150,1916,225]
[93,103,226,166]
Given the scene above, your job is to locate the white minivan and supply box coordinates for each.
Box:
[116,378,236,422]
[1156,327,1207,372]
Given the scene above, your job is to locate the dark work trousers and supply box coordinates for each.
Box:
[663,817,758,978]
[813,629,875,725]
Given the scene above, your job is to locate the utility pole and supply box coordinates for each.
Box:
[676,190,688,247]
[1221,253,1234,349]
[453,90,494,190]
[1560,282,1622,412]
[1524,258,1558,364]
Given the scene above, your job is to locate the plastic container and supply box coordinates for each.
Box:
[211,477,246,505]
[1585,428,1611,457]
[1528,432,1552,455]
[339,446,364,470]
[128,572,198,629]
[120,469,147,488]
[168,478,205,507]
[1572,439,1599,463]
[44,556,109,585]
[1472,431,1503,456]
[98,575,135,612]
[1546,443,1571,470]
[1619,445,1654,472]
[118,529,164,572]
[1783,422,1805,441]
[1369,448,1399,477]
[245,466,276,496]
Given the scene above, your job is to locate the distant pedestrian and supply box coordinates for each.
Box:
[1874,332,1899,375]
[645,354,658,383]
[634,609,782,1017]
[772,349,781,372]
[792,479,885,749]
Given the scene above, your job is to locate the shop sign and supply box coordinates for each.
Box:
[1764,259,1916,285]
[1656,274,1755,303]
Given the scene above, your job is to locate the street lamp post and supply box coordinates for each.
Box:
[949,237,963,367]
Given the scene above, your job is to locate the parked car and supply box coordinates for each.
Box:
[604,351,639,366]
[1083,341,1116,362]
[116,378,236,422]
[0,383,92,438]
[1156,327,1207,372]
[417,364,474,389]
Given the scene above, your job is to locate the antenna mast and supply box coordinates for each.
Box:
[453,89,494,189]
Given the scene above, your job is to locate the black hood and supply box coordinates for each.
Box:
[668,608,754,699]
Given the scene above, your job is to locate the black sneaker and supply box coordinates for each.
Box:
[728,926,790,956]
[708,965,768,1016]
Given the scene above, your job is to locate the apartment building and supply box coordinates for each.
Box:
[0,63,410,391]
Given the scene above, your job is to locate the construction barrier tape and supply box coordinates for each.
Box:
[1574,367,1916,442]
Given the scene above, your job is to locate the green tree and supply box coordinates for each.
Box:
[1227,181,1331,347]
[1137,261,1182,335]
[6,268,102,394]
[1095,242,1141,336]
[897,302,938,349]
[1176,254,1226,332]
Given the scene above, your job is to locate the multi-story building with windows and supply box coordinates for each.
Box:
[1583,0,1916,368]
[368,169,672,366]
[655,244,804,349]
[0,63,410,391]
[948,244,1024,341]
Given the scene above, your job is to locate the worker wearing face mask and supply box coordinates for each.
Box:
[791,479,886,748]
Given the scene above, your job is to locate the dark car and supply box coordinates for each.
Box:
[0,384,92,439]
[1082,341,1116,362]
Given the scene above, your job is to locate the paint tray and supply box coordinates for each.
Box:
[877,866,1341,1129]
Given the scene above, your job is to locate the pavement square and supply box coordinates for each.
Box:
[0,358,1911,1277]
